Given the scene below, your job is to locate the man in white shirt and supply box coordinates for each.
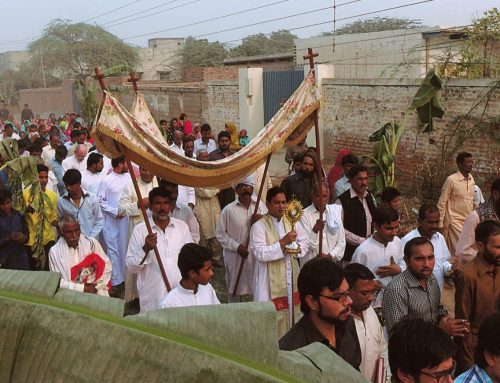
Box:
[126,187,193,312]
[98,155,131,293]
[345,263,388,381]
[169,130,184,156]
[159,180,200,243]
[216,175,267,302]
[351,206,406,308]
[0,123,20,141]
[49,215,112,296]
[402,203,454,291]
[41,133,60,166]
[249,186,309,336]
[62,144,88,173]
[80,152,106,196]
[193,123,217,156]
[158,243,220,309]
[299,182,346,265]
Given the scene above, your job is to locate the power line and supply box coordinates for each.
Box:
[102,0,186,27]
[82,0,144,23]
[221,0,433,45]
[122,0,290,40]
[193,5,335,39]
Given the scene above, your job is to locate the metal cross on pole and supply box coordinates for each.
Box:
[93,67,171,292]
[302,48,325,256]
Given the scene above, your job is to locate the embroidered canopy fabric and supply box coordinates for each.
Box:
[93,71,321,188]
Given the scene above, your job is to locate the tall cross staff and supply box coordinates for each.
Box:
[303,48,325,255]
[93,67,171,292]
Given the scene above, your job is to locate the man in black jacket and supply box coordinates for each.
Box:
[279,257,361,371]
[336,165,376,262]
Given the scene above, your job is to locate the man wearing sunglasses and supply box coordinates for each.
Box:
[279,257,361,371]
[389,318,456,383]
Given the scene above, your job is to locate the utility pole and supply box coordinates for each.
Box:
[333,0,336,52]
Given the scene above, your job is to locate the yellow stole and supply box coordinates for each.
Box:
[261,213,301,337]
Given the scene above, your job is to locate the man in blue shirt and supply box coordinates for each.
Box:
[49,145,68,196]
[57,169,103,239]
[455,313,500,383]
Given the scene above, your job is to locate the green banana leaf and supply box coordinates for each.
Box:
[410,69,444,132]
[0,270,367,382]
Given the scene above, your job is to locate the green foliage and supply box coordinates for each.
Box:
[28,19,140,78]
[229,30,297,57]
[321,16,423,36]
[365,121,404,195]
[436,8,499,79]
[180,36,228,68]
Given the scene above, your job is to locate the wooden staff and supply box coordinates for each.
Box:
[93,67,171,292]
[231,153,272,297]
[303,48,325,255]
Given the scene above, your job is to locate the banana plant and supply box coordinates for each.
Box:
[365,119,406,196]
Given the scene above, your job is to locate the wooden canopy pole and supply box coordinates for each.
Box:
[303,48,325,255]
[128,71,140,93]
[93,67,171,292]
[231,153,272,297]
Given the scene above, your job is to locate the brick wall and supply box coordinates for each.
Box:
[321,78,500,198]
[184,67,238,82]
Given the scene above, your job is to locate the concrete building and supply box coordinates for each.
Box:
[137,38,184,81]
[0,51,30,73]
[294,27,467,79]
[224,53,295,71]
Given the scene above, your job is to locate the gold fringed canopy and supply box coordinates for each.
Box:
[92,71,321,188]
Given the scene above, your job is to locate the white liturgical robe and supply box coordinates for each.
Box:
[98,171,131,286]
[216,198,267,296]
[249,215,308,303]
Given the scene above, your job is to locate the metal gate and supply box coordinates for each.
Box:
[263,69,304,125]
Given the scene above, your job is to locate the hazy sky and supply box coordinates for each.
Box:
[0,0,494,52]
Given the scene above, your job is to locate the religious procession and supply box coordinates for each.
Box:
[0,2,499,382]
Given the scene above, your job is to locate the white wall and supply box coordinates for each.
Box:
[238,68,264,140]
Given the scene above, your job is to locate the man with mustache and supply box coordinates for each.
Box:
[383,237,469,338]
[402,203,455,291]
[280,149,317,208]
[216,175,267,302]
[345,263,388,381]
[279,257,361,371]
[336,164,376,263]
[126,187,193,312]
[455,220,500,374]
[250,186,308,337]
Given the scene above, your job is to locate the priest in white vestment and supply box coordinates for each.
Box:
[249,186,308,336]
[98,156,131,288]
[126,187,193,312]
[216,175,267,301]
[49,215,111,296]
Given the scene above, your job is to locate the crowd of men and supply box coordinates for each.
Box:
[0,106,499,382]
